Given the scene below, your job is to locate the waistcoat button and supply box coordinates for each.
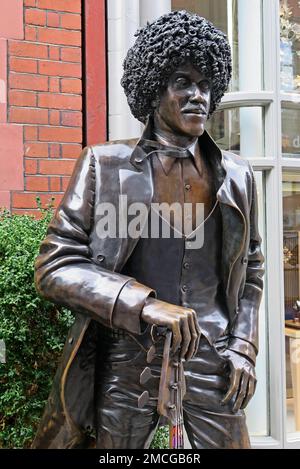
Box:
[185,184,191,191]
[181,285,188,293]
[97,254,105,263]
[183,262,190,269]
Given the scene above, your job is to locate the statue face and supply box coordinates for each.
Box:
[155,62,211,138]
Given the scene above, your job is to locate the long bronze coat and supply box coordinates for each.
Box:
[32,127,264,448]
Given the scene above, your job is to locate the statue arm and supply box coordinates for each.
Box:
[34,146,155,335]
[227,162,265,365]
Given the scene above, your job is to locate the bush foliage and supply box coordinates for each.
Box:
[0,204,168,449]
[0,204,74,448]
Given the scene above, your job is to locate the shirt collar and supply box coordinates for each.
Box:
[137,117,217,177]
[156,139,202,176]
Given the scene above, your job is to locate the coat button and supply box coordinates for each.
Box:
[185,184,191,191]
[241,257,248,265]
[68,337,74,344]
[183,262,190,269]
[181,285,188,293]
[97,254,105,263]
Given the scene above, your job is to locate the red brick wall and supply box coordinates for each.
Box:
[7,0,83,216]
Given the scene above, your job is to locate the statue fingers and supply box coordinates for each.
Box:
[232,373,249,413]
[185,311,199,360]
[241,375,257,409]
[179,316,191,361]
[170,319,182,355]
[221,367,241,406]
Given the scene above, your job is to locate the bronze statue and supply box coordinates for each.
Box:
[32,11,264,449]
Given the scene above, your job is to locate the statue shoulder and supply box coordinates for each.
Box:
[89,138,139,166]
[222,149,252,173]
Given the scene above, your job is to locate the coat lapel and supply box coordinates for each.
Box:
[115,146,153,271]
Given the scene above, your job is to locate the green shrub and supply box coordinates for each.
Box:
[0,204,74,448]
[0,203,169,449]
[150,425,169,449]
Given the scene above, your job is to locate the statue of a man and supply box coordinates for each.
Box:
[32,10,264,449]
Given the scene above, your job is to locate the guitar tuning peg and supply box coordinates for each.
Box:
[138,390,150,409]
[140,366,154,385]
[147,344,157,363]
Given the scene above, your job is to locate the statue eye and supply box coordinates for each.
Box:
[200,80,211,92]
[175,77,189,87]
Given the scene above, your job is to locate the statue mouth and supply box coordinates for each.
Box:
[182,108,207,116]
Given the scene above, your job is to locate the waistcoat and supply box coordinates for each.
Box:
[121,197,229,344]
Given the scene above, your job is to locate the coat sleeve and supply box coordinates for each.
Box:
[227,161,265,364]
[34,146,155,335]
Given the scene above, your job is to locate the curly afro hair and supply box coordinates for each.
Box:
[121,10,232,123]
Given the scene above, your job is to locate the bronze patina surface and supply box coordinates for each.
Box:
[32,10,264,449]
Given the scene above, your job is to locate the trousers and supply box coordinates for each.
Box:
[94,327,250,449]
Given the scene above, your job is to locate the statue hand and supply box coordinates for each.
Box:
[220,349,257,412]
[141,297,201,361]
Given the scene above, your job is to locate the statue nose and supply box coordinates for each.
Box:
[189,85,204,103]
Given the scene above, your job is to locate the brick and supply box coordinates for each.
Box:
[12,192,60,209]
[60,47,81,63]
[38,28,81,46]
[39,159,75,175]
[49,143,60,158]
[37,0,81,13]
[24,159,38,174]
[25,26,37,41]
[60,13,81,30]
[10,73,48,91]
[61,177,70,191]
[10,57,38,73]
[25,142,48,157]
[24,0,36,6]
[12,209,44,218]
[50,110,60,125]
[38,93,81,110]
[49,177,61,191]
[61,111,82,127]
[9,41,48,58]
[38,60,81,77]
[47,11,60,28]
[61,143,81,158]
[26,176,48,191]
[49,77,60,92]
[13,193,36,208]
[25,9,46,26]
[24,126,38,141]
[9,90,37,107]
[49,46,60,60]
[10,107,48,125]
[39,126,82,142]
[60,78,81,94]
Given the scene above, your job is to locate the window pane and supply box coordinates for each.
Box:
[205,107,265,157]
[283,171,300,437]
[171,0,263,92]
[282,104,300,157]
[280,0,300,94]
